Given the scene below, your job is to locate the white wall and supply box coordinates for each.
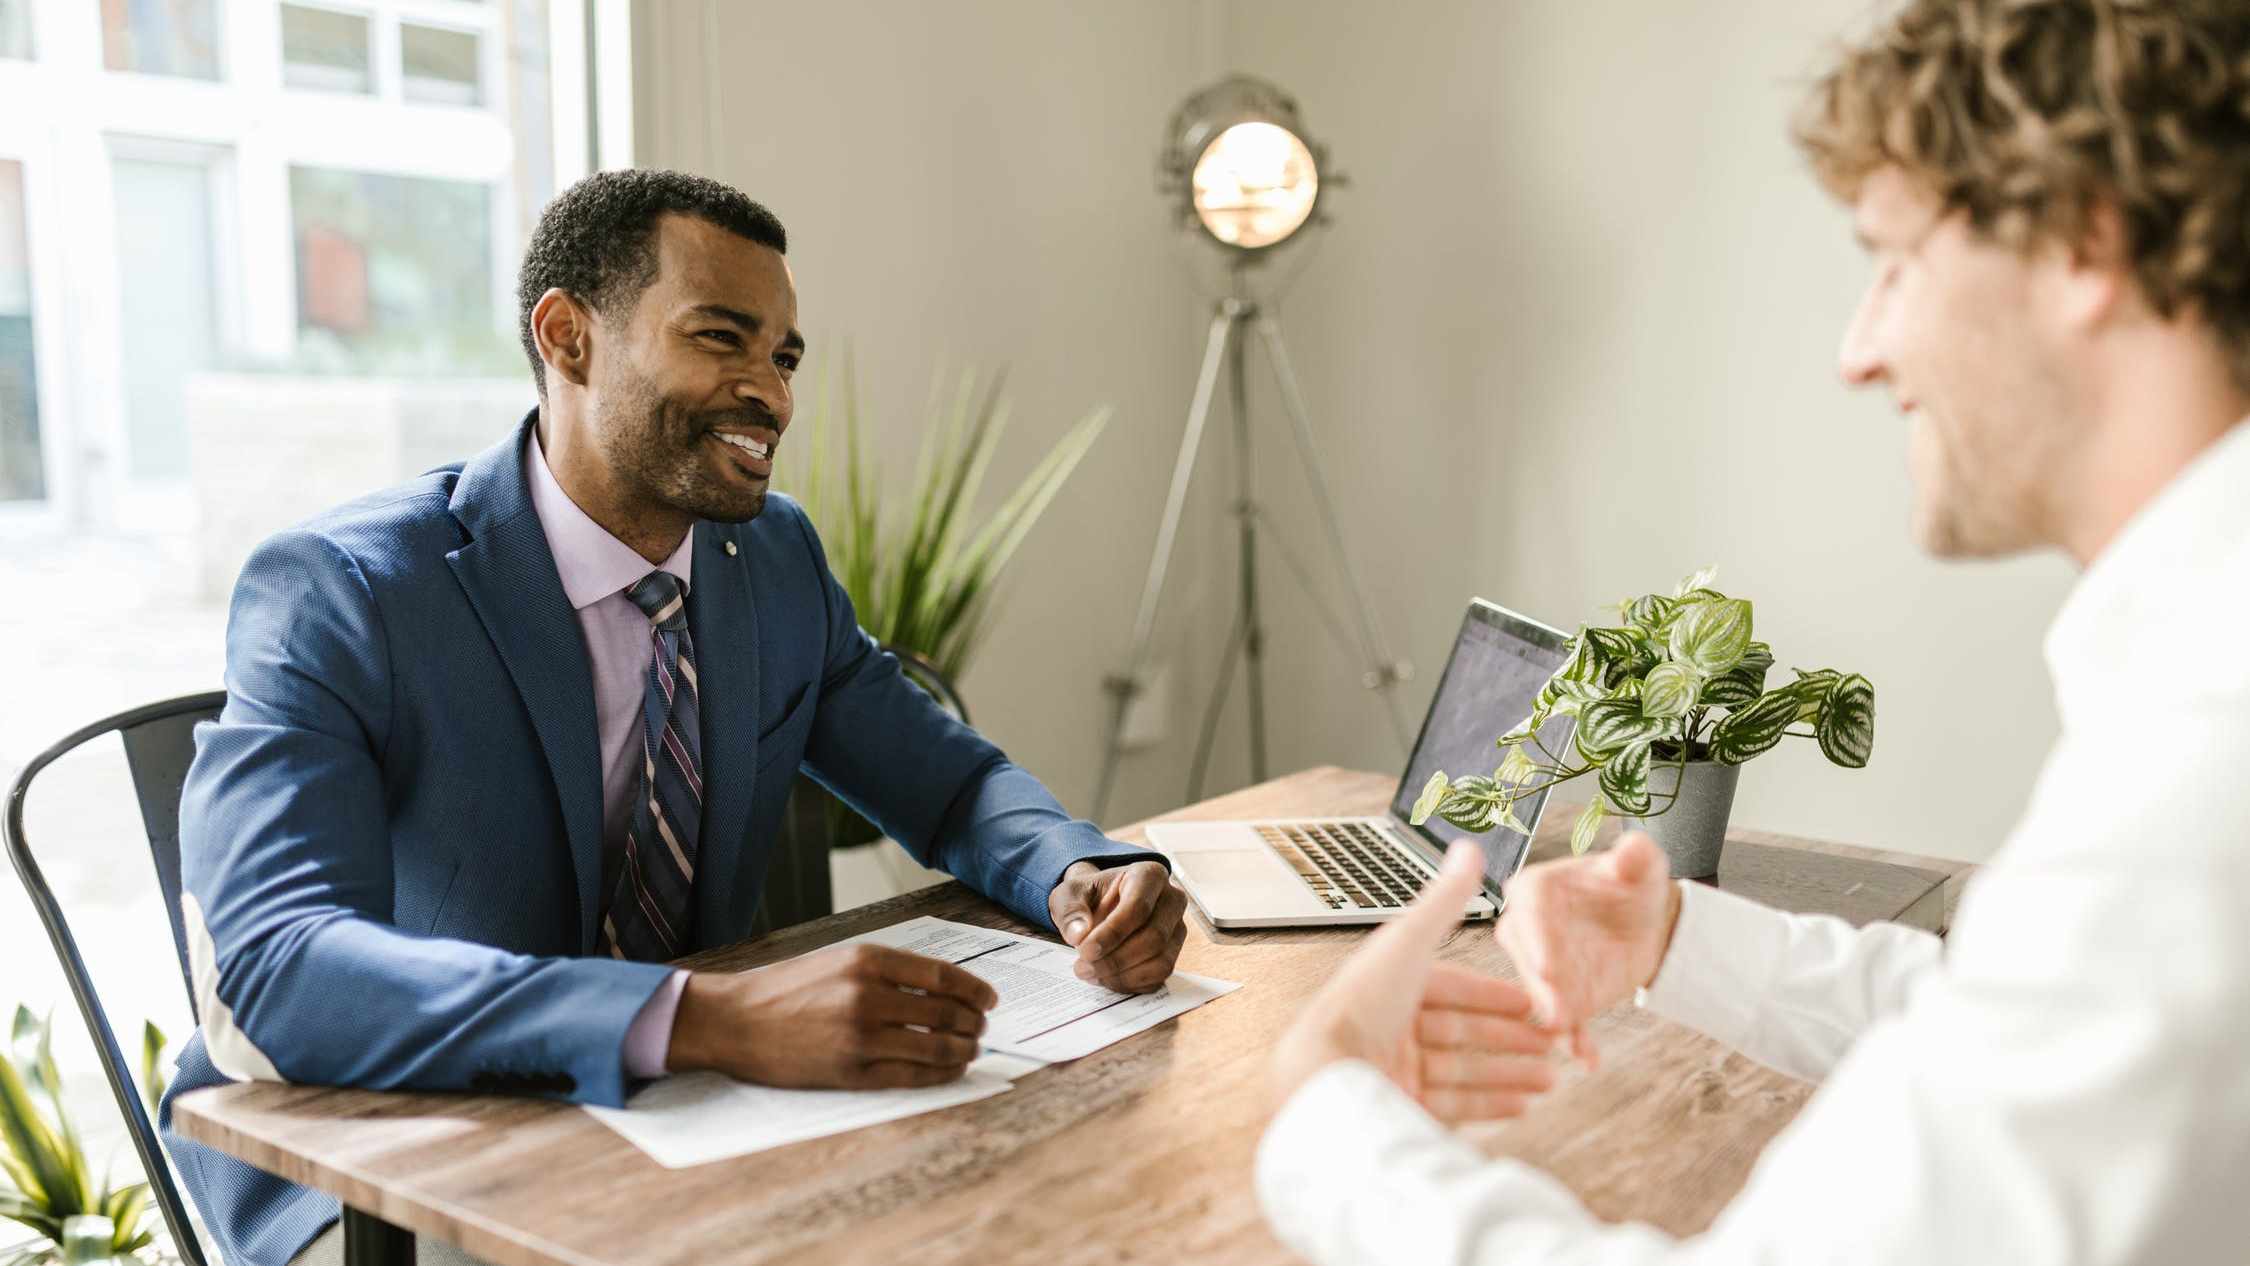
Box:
[1212,0,2074,864]
[634,0,1244,830]
[635,0,2077,863]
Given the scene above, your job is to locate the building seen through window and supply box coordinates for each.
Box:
[403,22,482,106]
[280,4,374,94]
[0,0,555,523]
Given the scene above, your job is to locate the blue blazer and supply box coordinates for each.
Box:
[159,415,1150,1266]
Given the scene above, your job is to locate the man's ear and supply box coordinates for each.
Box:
[2056,199,2134,332]
[531,288,595,390]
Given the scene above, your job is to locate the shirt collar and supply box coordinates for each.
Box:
[524,428,694,611]
[2044,415,2250,716]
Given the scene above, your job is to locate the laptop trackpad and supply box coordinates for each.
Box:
[1184,848,1285,886]
[1180,847,1330,917]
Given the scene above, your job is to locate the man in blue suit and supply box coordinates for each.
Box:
[159,169,1188,1266]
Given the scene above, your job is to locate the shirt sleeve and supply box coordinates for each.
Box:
[1255,1060,1676,1266]
[1252,709,2250,1266]
[621,969,689,1080]
[1637,881,1943,1082]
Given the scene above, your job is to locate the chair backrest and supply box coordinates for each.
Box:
[4,691,225,1266]
[887,644,970,727]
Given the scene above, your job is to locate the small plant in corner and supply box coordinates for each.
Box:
[1,1007,172,1266]
[1411,568,1875,855]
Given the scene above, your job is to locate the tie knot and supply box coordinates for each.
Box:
[626,571,688,631]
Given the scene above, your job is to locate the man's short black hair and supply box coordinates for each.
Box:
[516,168,788,397]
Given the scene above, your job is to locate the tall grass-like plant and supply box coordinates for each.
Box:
[0,1008,169,1266]
[783,359,1109,847]
[785,359,1110,684]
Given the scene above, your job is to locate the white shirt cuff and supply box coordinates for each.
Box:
[1256,1059,1598,1266]
[1636,881,1792,1051]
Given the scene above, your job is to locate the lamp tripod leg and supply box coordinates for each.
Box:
[1186,609,1251,803]
[1228,299,1267,787]
[1093,305,1240,823]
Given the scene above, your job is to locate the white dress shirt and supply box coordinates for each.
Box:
[1256,418,2250,1265]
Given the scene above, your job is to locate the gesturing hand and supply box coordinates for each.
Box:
[1494,831,1682,1068]
[666,942,999,1089]
[1270,842,1560,1124]
[1049,859,1189,993]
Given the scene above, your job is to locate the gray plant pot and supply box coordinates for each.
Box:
[1618,757,1741,880]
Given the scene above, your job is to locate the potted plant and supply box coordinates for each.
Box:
[784,359,1109,850]
[1411,568,1874,879]
[1,1008,174,1266]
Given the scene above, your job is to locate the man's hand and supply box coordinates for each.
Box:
[1270,842,1559,1123]
[1495,831,1682,1069]
[1049,859,1188,993]
[666,942,999,1088]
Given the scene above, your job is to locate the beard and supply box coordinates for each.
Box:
[595,359,777,525]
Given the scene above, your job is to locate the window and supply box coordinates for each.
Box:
[101,0,221,81]
[0,0,31,61]
[401,23,481,106]
[280,4,372,94]
[2,0,551,518]
[113,156,222,480]
[0,160,42,501]
[291,166,505,374]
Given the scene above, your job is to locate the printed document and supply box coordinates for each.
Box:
[848,916,1240,1062]
[585,917,1240,1168]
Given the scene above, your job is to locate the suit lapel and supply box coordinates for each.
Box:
[445,416,607,950]
[689,520,759,946]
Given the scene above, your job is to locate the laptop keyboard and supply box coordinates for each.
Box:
[1257,821,1427,910]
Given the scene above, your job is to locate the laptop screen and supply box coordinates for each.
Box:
[1389,600,1575,893]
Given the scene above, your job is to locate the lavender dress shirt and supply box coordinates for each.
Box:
[523,433,691,1079]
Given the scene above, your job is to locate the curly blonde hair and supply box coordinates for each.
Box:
[1797,0,2250,387]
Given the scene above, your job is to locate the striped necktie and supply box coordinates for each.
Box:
[600,570,704,961]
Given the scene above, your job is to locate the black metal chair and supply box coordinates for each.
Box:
[3,690,225,1266]
[885,645,970,727]
[4,658,971,1254]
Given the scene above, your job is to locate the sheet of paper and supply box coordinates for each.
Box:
[583,915,1239,1168]
[849,916,1243,1063]
[583,1061,1015,1170]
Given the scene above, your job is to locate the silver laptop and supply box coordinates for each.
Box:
[1148,600,1574,928]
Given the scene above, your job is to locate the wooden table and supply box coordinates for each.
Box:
[172,767,1964,1266]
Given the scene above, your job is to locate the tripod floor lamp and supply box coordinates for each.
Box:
[1091,76,1413,824]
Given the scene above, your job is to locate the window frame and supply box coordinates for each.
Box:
[278,1,379,97]
[100,0,230,84]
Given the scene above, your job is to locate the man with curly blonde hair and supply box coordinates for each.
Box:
[1259,2,2250,1261]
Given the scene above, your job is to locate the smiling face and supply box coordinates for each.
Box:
[588,213,803,532]
[1836,167,2091,559]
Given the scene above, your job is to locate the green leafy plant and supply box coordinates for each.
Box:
[1411,568,1875,856]
[0,1008,170,1266]
[787,358,1109,685]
